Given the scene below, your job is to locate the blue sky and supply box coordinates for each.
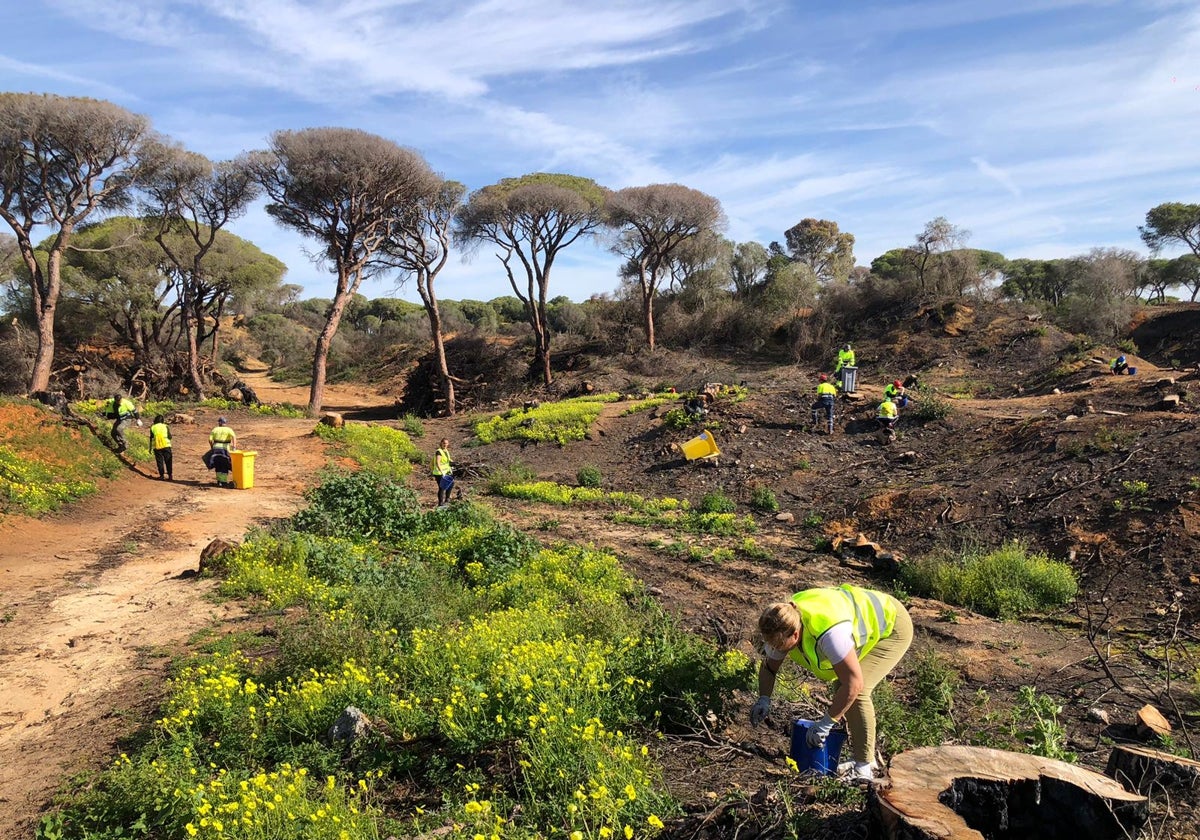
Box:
[2,0,1198,303]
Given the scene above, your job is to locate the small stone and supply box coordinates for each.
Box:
[775,512,794,523]
[1087,707,1110,725]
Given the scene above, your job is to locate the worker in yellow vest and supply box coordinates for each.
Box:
[876,394,898,443]
[750,585,914,782]
[431,437,454,507]
[148,414,173,480]
[208,417,237,488]
[811,373,838,434]
[104,392,141,453]
[833,343,855,390]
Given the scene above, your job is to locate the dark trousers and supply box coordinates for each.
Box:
[154,448,173,479]
[811,396,835,432]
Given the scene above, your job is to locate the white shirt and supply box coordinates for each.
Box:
[765,621,855,667]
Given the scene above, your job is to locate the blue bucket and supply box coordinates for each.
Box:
[789,718,847,775]
[1127,366,1137,375]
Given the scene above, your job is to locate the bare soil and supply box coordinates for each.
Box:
[0,376,361,837]
[4,305,1200,838]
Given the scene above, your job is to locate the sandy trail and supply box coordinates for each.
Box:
[0,382,389,837]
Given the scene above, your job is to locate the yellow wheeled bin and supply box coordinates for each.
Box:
[680,430,720,461]
[230,451,258,489]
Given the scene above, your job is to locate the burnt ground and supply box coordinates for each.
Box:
[6,303,1200,838]
[409,301,1200,838]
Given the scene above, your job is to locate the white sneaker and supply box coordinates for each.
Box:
[837,761,878,781]
[853,762,877,781]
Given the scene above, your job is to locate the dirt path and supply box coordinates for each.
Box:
[0,381,390,837]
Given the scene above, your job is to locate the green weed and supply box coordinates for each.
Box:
[749,486,780,513]
[1010,686,1076,762]
[577,464,603,488]
[399,412,425,438]
[900,541,1078,619]
[313,422,422,479]
[472,393,620,445]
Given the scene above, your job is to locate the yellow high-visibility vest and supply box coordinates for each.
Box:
[785,585,899,681]
[150,422,171,449]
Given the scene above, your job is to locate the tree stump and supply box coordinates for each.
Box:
[1105,744,1200,794]
[319,412,344,428]
[1136,704,1172,739]
[868,746,1148,840]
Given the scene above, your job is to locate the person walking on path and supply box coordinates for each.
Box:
[148,414,173,480]
[750,584,914,782]
[811,373,838,434]
[105,393,141,454]
[208,417,237,488]
[432,438,454,507]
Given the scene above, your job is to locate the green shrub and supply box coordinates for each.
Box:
[907,383,951,423]
[1010,686,1076,762]
[900,541,1078,619]
[699,491,736,514]
[400,412,425,437]
[292,472,422,542]
[874,648,960,752]
[660,406,696,430]
[749,487,779,513]
[577,464,602,488]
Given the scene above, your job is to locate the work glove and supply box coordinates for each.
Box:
[749,696,772,726]
[806,714,837,748]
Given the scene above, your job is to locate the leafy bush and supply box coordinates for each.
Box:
[1010,686,1076,762]
[906,383,951,423]
[749,486,779,513]
[699,491,736,514]
[660,407,696,430]
[400,412,425,438]
[900,541,1078,619]
[292,472,423,542]
[576,464,602,487]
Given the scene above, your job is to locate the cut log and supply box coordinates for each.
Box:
[868,745,1147,840]
[1105,744,1200,793]
[1135,704,1172,738]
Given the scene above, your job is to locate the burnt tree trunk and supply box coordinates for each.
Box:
[868,745,1147,840]
[1105,744,1200,794]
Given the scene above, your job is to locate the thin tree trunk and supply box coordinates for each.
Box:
[309,273,354,416]
[640,267,656,352]
[417,273,455,416]
[182,288,204,399]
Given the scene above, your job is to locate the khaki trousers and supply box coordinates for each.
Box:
[836,598,914,763]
